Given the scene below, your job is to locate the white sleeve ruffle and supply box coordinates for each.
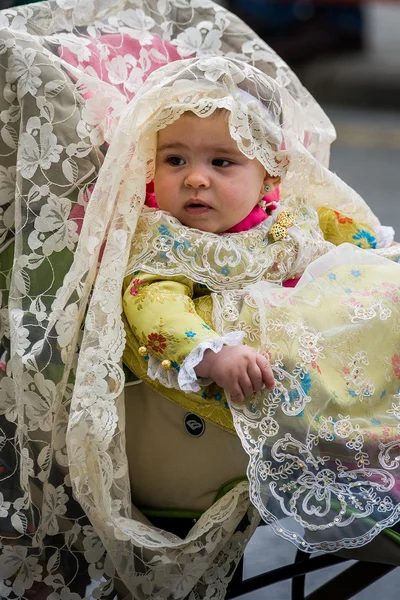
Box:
[178,331,245,392]
[146,354,181,390]
[146,331,245,392]
[376,225,395,249]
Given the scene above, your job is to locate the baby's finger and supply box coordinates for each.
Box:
[256,354,275,390]
[229,384,244,405]
[238,374,254,399]
[247,361,264,393]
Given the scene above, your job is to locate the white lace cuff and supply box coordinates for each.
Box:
[147,355,181,390]
[146,331,244,392]
[177,331,245,392]
[376,225,395,249]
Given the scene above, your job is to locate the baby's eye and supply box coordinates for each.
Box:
[166,156,185,166]
[212,159,232,167]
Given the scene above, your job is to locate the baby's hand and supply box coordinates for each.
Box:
[194,345,275,404]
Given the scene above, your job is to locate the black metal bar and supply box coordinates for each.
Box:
[291,549,311,600]
[227,554,348,598]
[304,561,397,600]
[225,558,245,599]
[292,572,307,600]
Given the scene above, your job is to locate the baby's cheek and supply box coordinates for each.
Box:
[223,179,240,199]
[154,172,168,197]
[156,178,179,212]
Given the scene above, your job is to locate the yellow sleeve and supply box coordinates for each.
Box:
[122,272,220,367]
[317,206,377,249]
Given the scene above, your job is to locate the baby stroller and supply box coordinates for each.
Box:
[0,1,399,598]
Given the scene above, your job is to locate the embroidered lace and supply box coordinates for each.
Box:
[1,0,399,598]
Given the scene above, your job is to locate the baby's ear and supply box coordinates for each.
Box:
[262,174,280,194]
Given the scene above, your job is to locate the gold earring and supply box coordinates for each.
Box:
[269,210,295,241]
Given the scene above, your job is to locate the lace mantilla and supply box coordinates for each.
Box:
[227,244,400,551]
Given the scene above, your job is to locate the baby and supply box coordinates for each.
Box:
[152,109,276,403]
[120,56,400,548]
[122,105,389,423]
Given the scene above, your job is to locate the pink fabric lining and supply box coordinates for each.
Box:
[282,278,300,288]
[59,33,181,102]
[223,204,268,232]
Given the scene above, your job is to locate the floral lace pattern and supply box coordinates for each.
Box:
[0,0,397,598]
[126,203,333,288]
[227,244,400,551]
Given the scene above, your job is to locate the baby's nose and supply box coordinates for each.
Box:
[184,167,210,188]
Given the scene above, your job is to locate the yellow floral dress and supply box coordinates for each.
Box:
[122,202,397,434]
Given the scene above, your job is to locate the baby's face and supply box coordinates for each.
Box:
[154,111,275,233]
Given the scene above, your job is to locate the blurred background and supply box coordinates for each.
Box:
[223,3,400,596]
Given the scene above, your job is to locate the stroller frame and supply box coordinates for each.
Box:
[150,515,398,600]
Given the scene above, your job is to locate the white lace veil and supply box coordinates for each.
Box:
[112,54,400,553]
[0,1,396,598]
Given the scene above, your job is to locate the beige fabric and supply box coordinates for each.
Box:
[125,383,248,511]
[125,384,400,565]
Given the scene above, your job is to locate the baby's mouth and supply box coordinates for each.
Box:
[184,199,212,215]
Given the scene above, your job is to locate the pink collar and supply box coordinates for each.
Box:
[145,187,280,233]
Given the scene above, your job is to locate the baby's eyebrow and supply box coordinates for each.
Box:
[157,141,188,152]
[212,147,242,156]
[157,141,242,155]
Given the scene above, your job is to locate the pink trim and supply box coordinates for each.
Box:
[282,278,300,288]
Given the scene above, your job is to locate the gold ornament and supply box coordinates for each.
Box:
[161,359,171,370]
[138,346,148,356]
[269,210,295,241]
[270,222,287,241]
[277,210,295,228]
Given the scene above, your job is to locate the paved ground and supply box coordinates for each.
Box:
[242,524,399,599]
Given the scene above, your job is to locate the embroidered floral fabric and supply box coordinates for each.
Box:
[122,203,384,412]
[317,206,379,249]
[0,1,399,599]
[122,213,400,550]
[122,204,333,430]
